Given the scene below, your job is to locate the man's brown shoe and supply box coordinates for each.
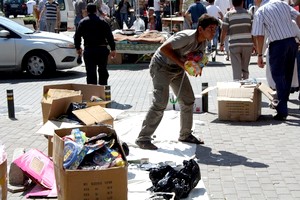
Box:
[179,135,204,144]
[135,140,158,150]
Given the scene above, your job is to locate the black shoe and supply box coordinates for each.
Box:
[178,135,204,144]
[135,140,158,150]
[273,114,287,121]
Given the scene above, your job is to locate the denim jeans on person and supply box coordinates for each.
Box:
[208,26,219,50]
[120,12,128,27]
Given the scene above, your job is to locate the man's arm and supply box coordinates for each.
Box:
[160,42,185,69]
[184,10,192,26]
[296,15,300,29]
[56,4,61,28]
[39,6,46,21]
[219,28,227,51]
[254,35,265,68]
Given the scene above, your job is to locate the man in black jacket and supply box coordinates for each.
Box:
[74,3,116,85]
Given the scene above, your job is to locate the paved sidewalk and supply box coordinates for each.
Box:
[0,43,300,199]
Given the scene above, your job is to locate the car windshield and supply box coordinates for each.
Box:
[1,17,34,34]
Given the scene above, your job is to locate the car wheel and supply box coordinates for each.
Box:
[14,14,17,18]
[24,52,55,77]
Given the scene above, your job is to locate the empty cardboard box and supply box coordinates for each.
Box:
[217,82,262,121]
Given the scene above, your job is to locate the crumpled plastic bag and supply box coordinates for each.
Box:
[130,17,145,31]
[148,159,201,200]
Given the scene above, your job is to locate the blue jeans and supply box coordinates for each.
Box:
[155,11,162,31]
[208,27,219,50]
[120,13,128,28]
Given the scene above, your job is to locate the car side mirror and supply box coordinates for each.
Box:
[0,30,10,38]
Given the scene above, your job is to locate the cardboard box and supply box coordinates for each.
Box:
[53,126,128,200]
[217,83,262,121]
[0,159,7,200]
[108,53,122,65]
[40,105,114,157]
[42,84,111,123]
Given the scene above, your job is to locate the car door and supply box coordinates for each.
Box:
[0,25,16,69]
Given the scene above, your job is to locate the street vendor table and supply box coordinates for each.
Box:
[111,31,168,63]
[115,42,161,54]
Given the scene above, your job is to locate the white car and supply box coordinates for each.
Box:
[0,16,78,77]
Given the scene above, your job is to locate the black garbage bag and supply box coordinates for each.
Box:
[66,102,87,122]
[148,159,201,199]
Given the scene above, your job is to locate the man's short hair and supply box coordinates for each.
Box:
[197,14,219,29]
[87,3,97,14]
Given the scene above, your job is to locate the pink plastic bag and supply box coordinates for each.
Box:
[13,149,55,189]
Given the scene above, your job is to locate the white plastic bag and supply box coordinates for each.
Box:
[131,17,145,31]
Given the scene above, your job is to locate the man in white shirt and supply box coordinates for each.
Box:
[214,0,231,15]
[206,0,222,51]
[26,0,37,15]
[214,0,231,60]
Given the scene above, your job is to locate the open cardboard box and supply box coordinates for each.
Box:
[38,103,114,156]
[42,84,111,123]
[0,159,7,200]
[202,82,276,121]
[53,126,128,200]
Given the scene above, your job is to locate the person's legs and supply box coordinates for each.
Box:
[74,16,81,31]
[269,38,297,118]
[39,19,46,31]
[170,72,194,138]
[83,48,98,85]
[229,46,242,80]
[225,35,230,60]
[240,46,252,80]
[96,47,110,85]
[136,63,170,143]
[47,19,56,32]
[154,11,162,31]
[212,27,219,50]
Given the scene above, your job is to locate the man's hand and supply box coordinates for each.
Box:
[77,48,82,56]
[257,56,264,68]
[219,44,224,52]
[109,50,116,59]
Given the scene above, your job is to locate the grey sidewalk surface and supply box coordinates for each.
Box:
[1,38,300,199]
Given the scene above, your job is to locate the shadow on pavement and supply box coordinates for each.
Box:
[0,69,86,84]
[108,63,149,71]
[196,145,269,168]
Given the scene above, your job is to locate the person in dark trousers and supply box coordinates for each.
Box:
[74,3,116,85]
[135,14,219,150]
[252,0,300,120]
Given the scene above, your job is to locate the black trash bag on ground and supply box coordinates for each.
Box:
[148,159,201,199]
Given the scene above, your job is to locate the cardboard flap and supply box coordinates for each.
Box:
[258,82,276,101]
[218,88,255,99]
[47,96,82,121]
[72,106,113,126]
[36,120,82,137]
[53,132,66,167]
[43,89,81,103]
[43,84,106,102]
